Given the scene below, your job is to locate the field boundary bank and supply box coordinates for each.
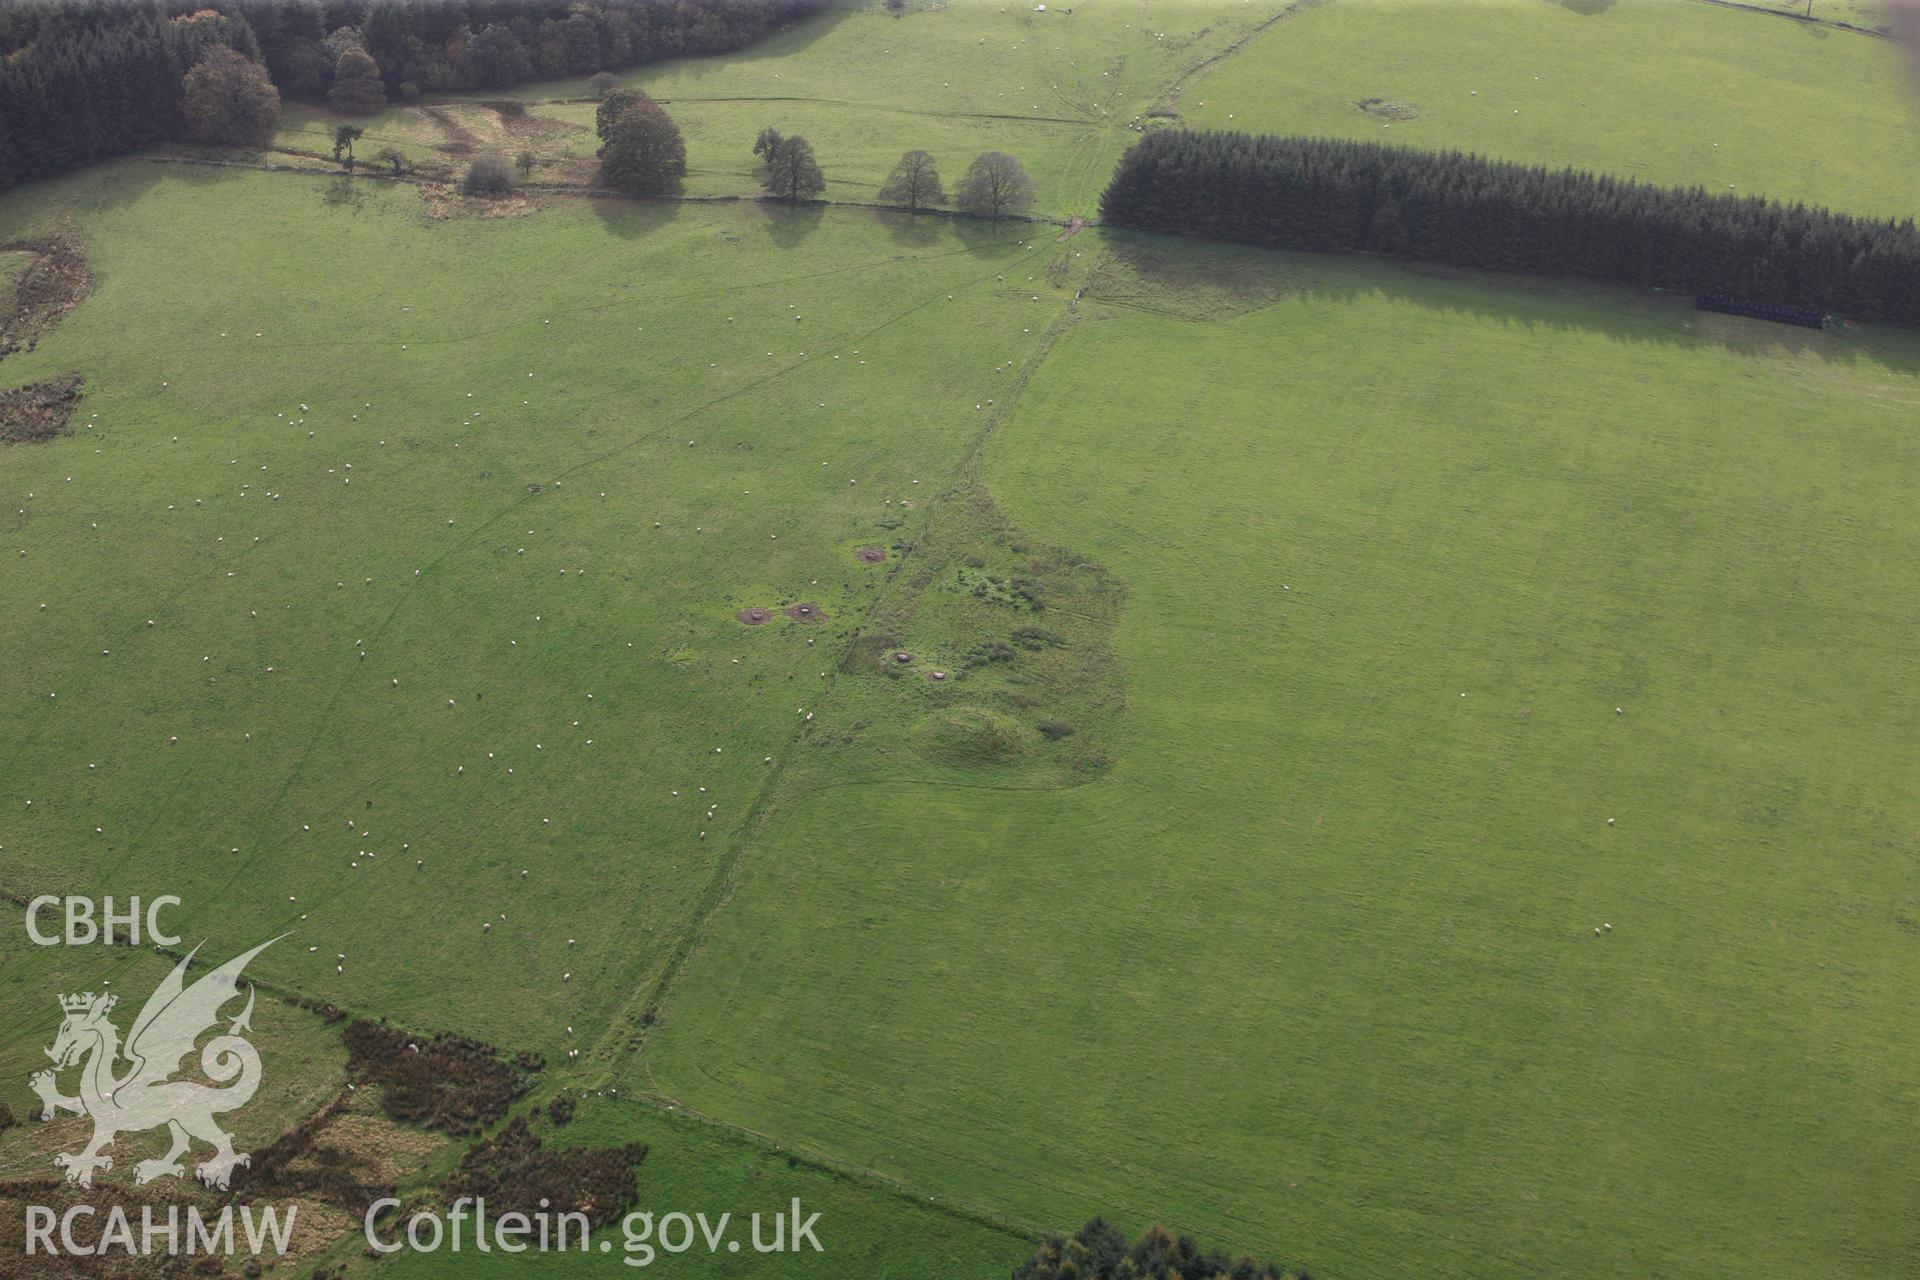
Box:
[141,151,1085,227]
[1162,0,1897,121]
[596,1092,1049,1248]
[1684,0,1898,40]
[1161,0,1330,112]
[393,91,1096,126]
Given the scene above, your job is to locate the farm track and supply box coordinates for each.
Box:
[4,0,1290,1209]
[582,0,1285,1201]
[590,242,1072,1092]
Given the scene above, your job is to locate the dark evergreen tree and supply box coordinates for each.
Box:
[1099,131,1920,324]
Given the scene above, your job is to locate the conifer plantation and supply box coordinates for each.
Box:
[1101,131,1920,322]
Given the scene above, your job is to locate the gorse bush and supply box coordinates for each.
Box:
[1100,131,1920,323]
[1013,1219,1303,1280]
[463,153,517,196]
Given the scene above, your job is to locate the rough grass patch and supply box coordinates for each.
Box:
[1356,97,1419,120]
[0,373,83,445]
[916,705,1034,766]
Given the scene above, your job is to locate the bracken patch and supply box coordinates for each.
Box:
[0,373,84,445]
[0,226,92,360]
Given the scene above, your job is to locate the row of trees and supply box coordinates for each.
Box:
[1100,130,1920,323]
[752,130,1039,217]
[0,0,825,188]
[1014,1219,1305,1280]
[874,145,1038,218]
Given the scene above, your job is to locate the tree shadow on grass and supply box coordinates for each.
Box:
[875,207,945,249]
[321,174,372,212]
[1094,228,1920,371]
[589,195,684,239]
[757,200,824,249]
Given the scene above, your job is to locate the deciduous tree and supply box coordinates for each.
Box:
[329,47,386,113]
[954,150,1035,219]
[761,134,825,203]
[598,102,686,195]
[878,149,943,213]
[182,47,281,148]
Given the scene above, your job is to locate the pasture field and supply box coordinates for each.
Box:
[379,1097,1035,1278]
[1180,0,1920,219]
[0,159,1073,1057]
[642,238,1920,1278]
[269,1,1920,225]
[1,2,1917,1279]
[277,0,1289,217]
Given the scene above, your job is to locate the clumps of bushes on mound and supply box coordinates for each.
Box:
[463,153,517,196]
[1015,1219,1307,1280]
[344,1021,532,1135]
[445,1116,647,1229]
[1011,625,1067,650]
[916,706,1032,766]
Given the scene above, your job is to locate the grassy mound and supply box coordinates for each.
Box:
[915,705,1033,767]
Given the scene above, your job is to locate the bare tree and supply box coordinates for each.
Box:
[878,150,944,213]
[954,151,1035,219]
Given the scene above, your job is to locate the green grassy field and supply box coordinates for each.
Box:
[642,240,1920,1278]
[1181,0,1920,219]
[3,2,1918,1278]
[379,1097,1034,1277]
[276,0,1289,217]
[0,161,1069,1057]
[272,1,1919,224]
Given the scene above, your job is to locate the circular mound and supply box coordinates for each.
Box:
[736,607,772,625]
[892,651,915,665]
[855,546,887,564]
[916,706,1031,766]
[783,602,826,623]
[924,668,948,682]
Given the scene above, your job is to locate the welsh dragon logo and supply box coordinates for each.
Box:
[28,938,278,1190]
